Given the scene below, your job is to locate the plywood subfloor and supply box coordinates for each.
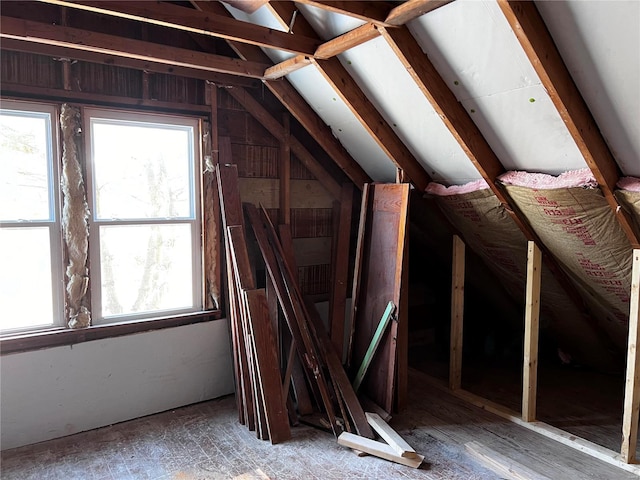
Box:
[1,369,634,479]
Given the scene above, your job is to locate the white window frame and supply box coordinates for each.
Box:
[84,107,203,326]
[0,100,65,334]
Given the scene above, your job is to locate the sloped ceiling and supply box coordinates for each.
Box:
[2,0,639,368]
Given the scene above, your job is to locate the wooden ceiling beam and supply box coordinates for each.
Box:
[312,56,432,192]
[379,27,505,195]
[1,16,269,78]
[192,0,372,190]
[1,37,261,88]
[37,0,321,56]
[385,0,454,26]
[499,0,640,247]
[379,23,621,351]
[265,23,380,80]
[269,1,431,191]
[293,1,394,26]
[314,22,380,60]
[263,55,312,80]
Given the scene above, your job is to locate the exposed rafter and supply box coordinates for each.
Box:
[498,0,640,247]
[1,37,261,88]
[192,0,372,190]
[378,24,623,353]
[0,16,270,78]
[385,0,454,26]
[312,56,431,192]
[37,0,321,56]
[293,1,394,26]
[268,2,431,192]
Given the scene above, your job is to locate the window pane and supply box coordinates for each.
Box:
[0,227,55,331]
[99,224,194,317]
[0,111,51,221]
[91,121,193,220]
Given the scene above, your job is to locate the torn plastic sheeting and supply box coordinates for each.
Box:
[60,104,91,329]
[425,182,618,371]
[498,170,632,350]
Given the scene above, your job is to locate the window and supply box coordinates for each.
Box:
[1,101,208,341]
[0,101,64,334]
[85,108,203,325]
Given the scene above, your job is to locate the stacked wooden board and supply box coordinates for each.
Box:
[215,144,419,468]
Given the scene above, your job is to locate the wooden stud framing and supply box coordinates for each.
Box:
[522,241,541,423]
[449,235,465,391]
[621,249,640,462]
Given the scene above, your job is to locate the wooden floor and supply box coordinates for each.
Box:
[1,368,635,480]
[412,350,637,459]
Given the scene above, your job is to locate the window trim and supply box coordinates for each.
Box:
[0,100,222,352]
[0,311,223,355]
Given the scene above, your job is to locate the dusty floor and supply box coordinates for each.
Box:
[1,369,634,480]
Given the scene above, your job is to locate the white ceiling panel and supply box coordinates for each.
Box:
[408,0,539,101]
[286,66,398,182]
[294,3,366,40]
[536,0,640,177]
[340,36,482,185]
[461,84,588,174]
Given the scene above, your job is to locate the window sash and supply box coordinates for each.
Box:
[84,108,203,325]
[0,100,64,333]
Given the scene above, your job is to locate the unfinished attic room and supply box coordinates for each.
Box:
[2,0,640,478]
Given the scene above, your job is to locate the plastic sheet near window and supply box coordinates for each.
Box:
[60,104,91,328]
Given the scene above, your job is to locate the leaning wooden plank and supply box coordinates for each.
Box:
[348,183,410,412]
[347,183,370,369]
[365,412,417,459]
[216,157,254,429]
[227,225,267,440]
[304,297,375,439]
[465,441,552,480]
[337,432,424,469]
[245,203,326,421]
[243,288,292,444]
[257,204,341,436]
[329,182,354,358]
[352,301,395,393]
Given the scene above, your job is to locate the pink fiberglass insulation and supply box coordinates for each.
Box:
[424,182,618,371]
[498,170,632,351]
[498,168,598,189]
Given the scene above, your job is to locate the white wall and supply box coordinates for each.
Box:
[0,319,235,450]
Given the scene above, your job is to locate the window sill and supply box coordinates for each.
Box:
[0,310,223,355]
